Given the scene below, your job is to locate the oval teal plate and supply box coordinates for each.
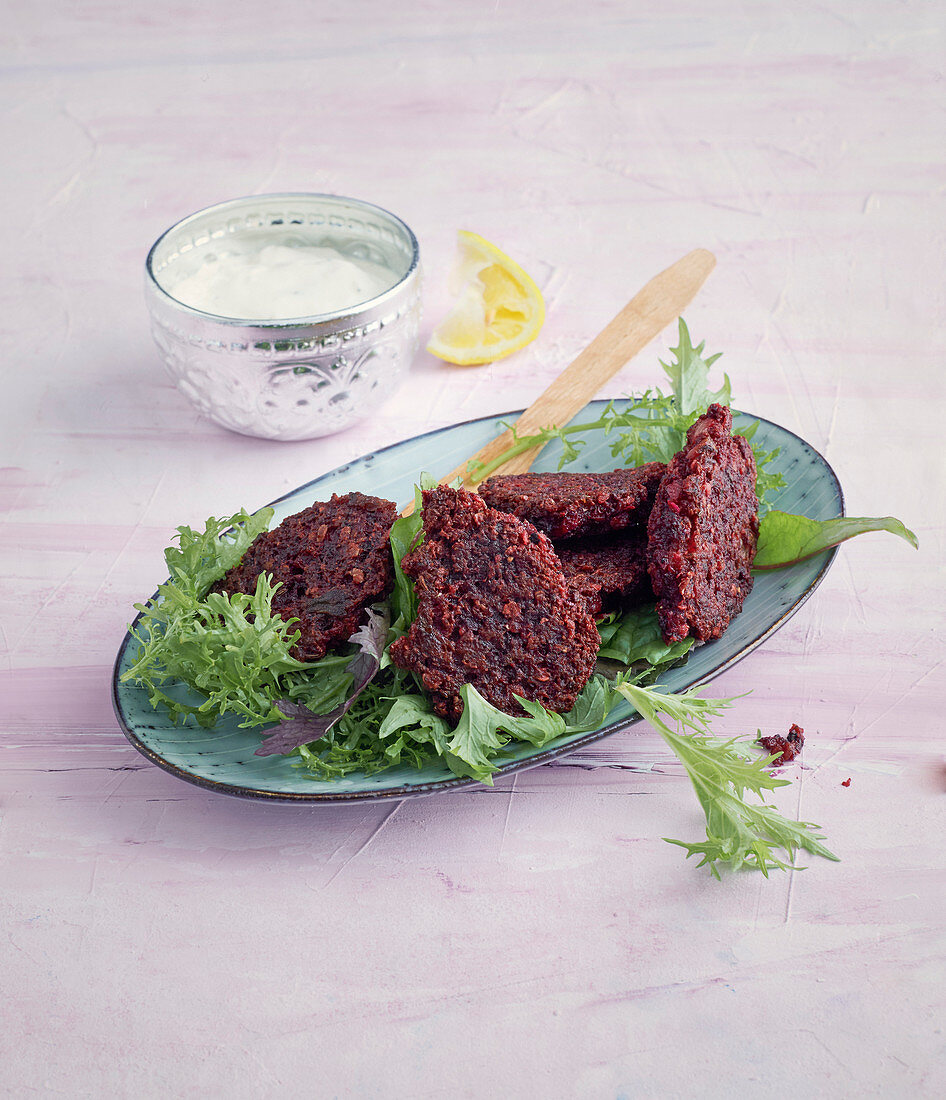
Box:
[112,404,843,802]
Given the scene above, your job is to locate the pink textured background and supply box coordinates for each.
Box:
[2,2,944,1095]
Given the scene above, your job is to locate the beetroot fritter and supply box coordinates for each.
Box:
[479,464,666,540]
[388,486,600,724]
[557,534,651,615]
[213,491,396,661]
[647,403,758,645]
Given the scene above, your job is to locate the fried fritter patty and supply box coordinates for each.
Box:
[388,486,600,723]
[646,403,758,644]
[556,534,651,615]
[478,464,666,540]
[213,491,396,661]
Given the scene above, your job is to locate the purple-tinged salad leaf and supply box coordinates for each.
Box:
[753,511,917,570]
[255,604,391,756]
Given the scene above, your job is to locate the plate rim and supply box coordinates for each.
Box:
[111,404,844,804]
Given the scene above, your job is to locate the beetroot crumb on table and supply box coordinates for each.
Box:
[842,777,852,787]
[388,485,600,723]
[758,722,805,766]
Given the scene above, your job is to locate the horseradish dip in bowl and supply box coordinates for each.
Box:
[145,193,421,440]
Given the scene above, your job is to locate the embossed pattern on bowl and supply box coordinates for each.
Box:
[145,193,421,441]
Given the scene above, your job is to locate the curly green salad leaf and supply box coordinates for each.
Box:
[122,510,326,728]
[377,676,614,785]
[614,681,839,878]
[165,508,274,595]
[121,320,916,877]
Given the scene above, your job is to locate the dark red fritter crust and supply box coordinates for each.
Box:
[213,491,396,661]
[388,486,600,724]
[478,464,666,540]
[556,534,651,615]
[646,403,759,644]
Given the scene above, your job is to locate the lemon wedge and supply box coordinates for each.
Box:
[426,230,546,365]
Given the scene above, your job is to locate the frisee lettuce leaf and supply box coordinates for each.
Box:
[165,508,275,597]
[121,508,327,728]
[293,670,416,779]
[614,680,839,877]
[292,666,424,779]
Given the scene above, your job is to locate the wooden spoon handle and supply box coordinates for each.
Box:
[440,247,716,486]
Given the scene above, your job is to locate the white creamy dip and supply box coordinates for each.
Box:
[162,240,396,319]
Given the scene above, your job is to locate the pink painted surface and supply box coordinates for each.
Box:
[2,2,944,1095]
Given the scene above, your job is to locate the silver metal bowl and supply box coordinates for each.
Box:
[145,193,421,441]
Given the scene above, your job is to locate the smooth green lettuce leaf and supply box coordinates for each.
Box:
[596,603,694,671]
[558,675,614,732]
[754,511,918,570]
[384,474,437,658]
